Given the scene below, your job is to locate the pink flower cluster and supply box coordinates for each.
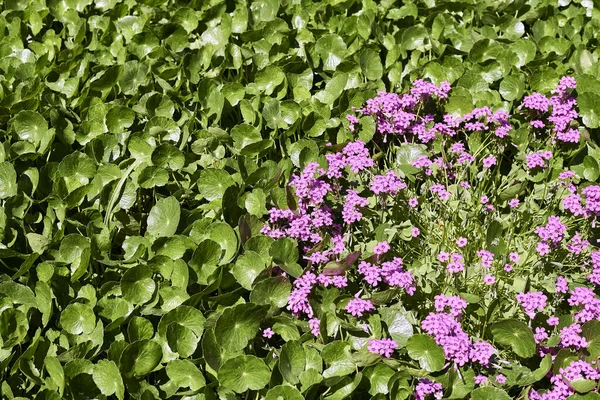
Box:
[421,310,495,367]
[525,150,553,170]
[345,296,375,317]
[516,291,547,319]
[367,338,398,358]
[414,379,443,400]
[357,258,416,294]
[520,76,580,143]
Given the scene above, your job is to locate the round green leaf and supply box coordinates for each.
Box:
[218,355,271,393]
[571,379,597,394]
[60,303,96,335]
[147,196,180,237]
[0,162,18,199]
[209,222,238,264]
[167,323,198,358]
[13,110,48,144]
[250,276,292,308]
[120,340,162,378]
[128,317,154,342]
[490,319,536,358]
[198,169,235,201]
[265,385,304,400]
[93,360,124,400]
[360,49,383,81]
[232,124,262,150]
[232,251,266,290]
[151,144,185,171]
[138,166,169,188]
[158,305,206,339]
[106,106,135,134]
[215,303,263,352]
[279,340,306,385]
[406,334,445,372]
[471,387,511,400]
[0,308,28,348]
[315,34,347,71]
[121,265,156,305]
[166,359,205,390]
[499,76,525,101]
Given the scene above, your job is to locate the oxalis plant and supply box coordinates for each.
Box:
[259,77,600,399]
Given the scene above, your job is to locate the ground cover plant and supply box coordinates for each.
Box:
[1,0,600,399]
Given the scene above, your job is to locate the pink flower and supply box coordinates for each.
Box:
[411,227,420,237]
[438,252,450,262]
[308,318,320,336]
[556,276,568,294]
[504,264,513,272]
[408,197,419,208]
[480,196,489,204]
[263,328,275,338]
[484,274,496,285]
[475,375,488,385]
[495,374,507,384]
[374,241,390,255]
[509,252,519,263]
[456,237,467,247]
[536,242,550,256]
[509,198,520,208]
[547,316,559,326]
[482,156,497,168]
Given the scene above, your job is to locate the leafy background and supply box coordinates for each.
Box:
[0,0,600,398]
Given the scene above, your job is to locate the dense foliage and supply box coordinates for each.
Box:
[1,0,600,399]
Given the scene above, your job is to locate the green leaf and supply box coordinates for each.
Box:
[13,110,48,145]
[232,124,262,151]
[165,360,205,390]
[406,334,445,372]
[45,356,65,396]
[147,196,180,237]
[280,340,306,385]
[250,276,292,308]
[499,76,525,101]
[364,364,394,395]
[471,387,511,400]
[60,303,96,335]
[0,162,17,199]
[152,144,185,171]
[401,27,428,51]
[121,265,156,305]
[209,222,239,264]
[315,34,347,71]
[379,308,413,347]
[138,166,169,188]
[360,49,383,81]
[582,320,600,362]
[265,385,304,400]
[0,308,28,348]
[119,61,149,96]
[215,303,264,352]
[93,360,124,400]
[571,379,597,394]
[322,341,355,378]
[120,339,162,378]
[198,169,235,201]
[584,156,599,181]
[270,238,300,276]
[219,355,271,393]
[250,0,280,23]
[490,319,536,358]
[107,106,135,134]
[232,251,266,290]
